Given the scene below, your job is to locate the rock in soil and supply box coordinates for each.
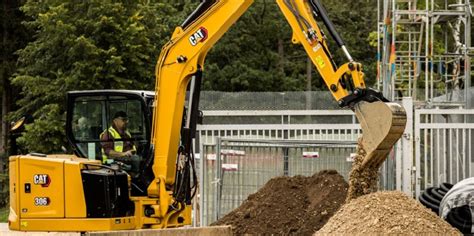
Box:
[211,170,348,235]
[316,191,461,235]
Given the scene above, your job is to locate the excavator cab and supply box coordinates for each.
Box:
[65,89,199,197]
[66,90,153,163]
[65,90,158,195]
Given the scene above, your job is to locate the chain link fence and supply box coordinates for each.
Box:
[200,90,340,110]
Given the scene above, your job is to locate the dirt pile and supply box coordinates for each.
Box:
[316,191,461,235]
[211,170,348,235]
[346,140,378,202]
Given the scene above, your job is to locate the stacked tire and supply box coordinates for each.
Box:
[419,183,453,214]
[419,180,473,234]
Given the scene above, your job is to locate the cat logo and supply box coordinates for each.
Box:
[33,174,51,187]
[189,27,208,46]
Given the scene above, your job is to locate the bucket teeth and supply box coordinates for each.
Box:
[354,101,407,169]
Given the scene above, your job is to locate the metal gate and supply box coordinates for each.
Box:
[198,138,357,226]
[414,108,474,197]
[196,110,362,226]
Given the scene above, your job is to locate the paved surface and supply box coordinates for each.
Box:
[0,223,232,236]
[0,223,80,235]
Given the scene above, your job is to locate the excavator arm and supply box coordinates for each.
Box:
[151,0,406,227]
[277,0,375,106]
[275,0,407,168]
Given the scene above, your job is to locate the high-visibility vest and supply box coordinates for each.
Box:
[100,127,135,164]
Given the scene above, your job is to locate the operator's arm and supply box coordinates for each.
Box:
[108,150,134,159]
[100,132,134,160]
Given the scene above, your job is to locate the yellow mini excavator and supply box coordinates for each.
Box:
[9,0,406,232]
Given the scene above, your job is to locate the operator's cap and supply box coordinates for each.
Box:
[113,111,128,119]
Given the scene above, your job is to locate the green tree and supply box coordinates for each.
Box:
[1,0,30,169]
[12,0,181,153]
[204,1,308,91]
[318,0,378,85]
[203,0,379,91]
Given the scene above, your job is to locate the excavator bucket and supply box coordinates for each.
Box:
[354,101,407,169]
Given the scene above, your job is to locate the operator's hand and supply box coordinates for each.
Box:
[122,150,134,157]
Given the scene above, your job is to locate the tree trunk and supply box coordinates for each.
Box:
[278,38,284,74]
[0,0,8,172]
[1,83,9,153]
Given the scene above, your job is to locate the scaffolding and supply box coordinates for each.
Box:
[378,0,473,108]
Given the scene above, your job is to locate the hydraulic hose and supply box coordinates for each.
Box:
[308,0,344,47]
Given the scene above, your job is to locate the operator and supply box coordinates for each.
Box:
[100,111,140,175]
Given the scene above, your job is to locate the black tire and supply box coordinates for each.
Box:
[451,206,472,225]
[428,187,444,201]
[440,182,453,193]
[438,189,447,196]
[422,187,441,205]
[418,193,439,213]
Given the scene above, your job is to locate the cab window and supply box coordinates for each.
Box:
[70,95,148,161]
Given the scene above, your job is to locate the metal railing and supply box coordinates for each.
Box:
[196,108,406,225]
[414,108,474,197]
[197,109,359,146]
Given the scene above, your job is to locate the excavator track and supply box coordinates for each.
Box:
[354,101,407,169]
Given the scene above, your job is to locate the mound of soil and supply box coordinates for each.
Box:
[316,191,461,235]
[211,170,348,235]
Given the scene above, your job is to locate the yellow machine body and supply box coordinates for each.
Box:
[8,154,191,231]
[8,155,135,231]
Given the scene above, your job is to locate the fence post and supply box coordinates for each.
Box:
[395,122,403,192]
[283,147,289,176]
[215,137,222,221]
[198,142,205,226]
[401,97,414,196]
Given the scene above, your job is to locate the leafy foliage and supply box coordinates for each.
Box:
[322,0,378,84]
[13,0,183,153]
[204,0,379,91]
[10,0,379,153]
[204,1,307,91]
